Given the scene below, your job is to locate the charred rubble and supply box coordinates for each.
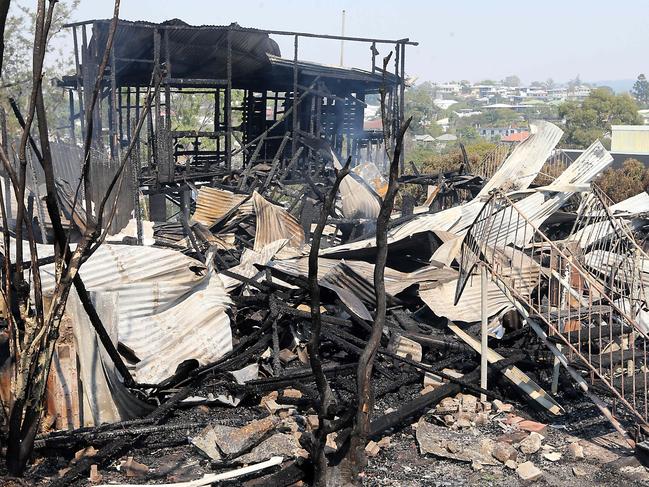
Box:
[1,15,649,487]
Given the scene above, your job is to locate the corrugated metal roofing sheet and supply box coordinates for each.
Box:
[221,239,292,292]
[420,275,512,323]
[268,256,456,299]
[567,192,649,247]
[33,244,233,385]
[321,122,565,256]
[192,186,252,226]
[478,121,563,197]
[332,151,381,220]
[252,191,305,251]
[479,140,613,248]
[66,290,154,425]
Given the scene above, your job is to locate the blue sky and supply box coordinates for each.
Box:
[27,0,649,84]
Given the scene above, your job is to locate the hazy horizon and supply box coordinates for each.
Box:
[15,0,649,86]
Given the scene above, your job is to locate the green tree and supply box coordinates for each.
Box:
[404,81,439,134]
[597,158,649,202]
[483,108,519,126]
[631,73,649,107]
[1,0,79,139]
[558,87,642,148]
[503,75,521,87]
[457,126,479,142]
[545,78,556,90]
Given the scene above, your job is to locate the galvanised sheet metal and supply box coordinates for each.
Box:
[267,258,374,320]
[422,245,543,324]
[322,122,564,256]
[192,186,252,226]
[66,290,154,425]
[474,140,613,248]
[32,244,233,385]
[567,192,649,248]
[221,239,291,292]
[332,151,381,221]
[118,261,232,384]
[268,256,456,298]
[252,191,304,251]
[478,121,563,197]
[420,275,512,323]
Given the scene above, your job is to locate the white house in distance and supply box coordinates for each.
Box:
[435,133,457,149]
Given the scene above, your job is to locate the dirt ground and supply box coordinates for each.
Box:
[2,375,649,486]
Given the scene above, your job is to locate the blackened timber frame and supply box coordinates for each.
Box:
[59,18,415,223]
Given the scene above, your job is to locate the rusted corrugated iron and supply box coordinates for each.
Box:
[192,186,252,226]
[251,191,305,251]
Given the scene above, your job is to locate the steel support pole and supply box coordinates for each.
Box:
[480,264,488,402]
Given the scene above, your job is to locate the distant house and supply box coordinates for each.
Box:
[454,109,482,118]
[433,99,458,110]
[477,126,525,139]
[436,117,450,132]
[436,83,461,96]
[414,134,436,146]
[435,133,458,148]
[501,131,530,143]
[472,85,498,98]
[566,85,591,102]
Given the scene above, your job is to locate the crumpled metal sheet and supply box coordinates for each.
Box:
[66,289,154,425]
[478,120,564,197]
[269,256,456,300]
[35,244,233,385]
[251,191,305,251]
[477,140,613,248]
[192,186,252,226]
[266,257,372,320]
[118,261,232,384]
[584,250,649,292]
[221,239,293,292]
[567,191,649,248]
[420,276,512,323]
[422,247,541,323]
[322,122,564,256]
[332,151,381,220]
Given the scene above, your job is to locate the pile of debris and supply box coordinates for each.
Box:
[4,120,649,485]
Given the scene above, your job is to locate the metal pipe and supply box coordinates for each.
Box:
[480,264,488,401]
[62,20,419,46]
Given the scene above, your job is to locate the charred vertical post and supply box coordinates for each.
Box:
[73,26,85,138]
[308,157,351,486]
[399,43,406,172]
[348,117,412,481]
[67,89,76,144]
[225,28,232,170]
[109,44,119,164]
[164,28,171,132]
[292,35,299,160]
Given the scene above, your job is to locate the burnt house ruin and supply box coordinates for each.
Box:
[57,18,415,226]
